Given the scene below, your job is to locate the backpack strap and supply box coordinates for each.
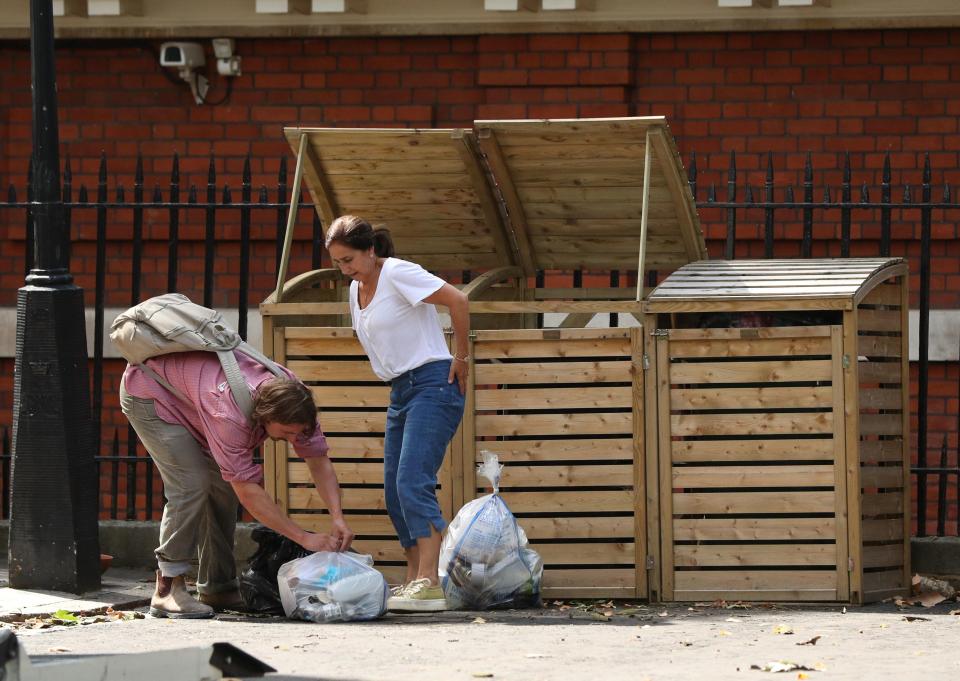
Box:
[234,342,285,378]
[217,350,256,425]
[136,362,191,404]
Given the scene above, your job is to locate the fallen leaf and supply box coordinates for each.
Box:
[51,610,79,624]
[773,625,794,635]
[798,674,810,680]
[916,591,947,608]
[750,661,818,673]
[472,673,494,678]
[879,623,889,629]
[718,629,732,637]
[796,636,821,646]
[472,617,487,624]
[902,616,930,622]
[48,647,71,653]
[602,610,615,617]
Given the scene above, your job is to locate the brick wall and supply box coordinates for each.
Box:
[0,27,958,528]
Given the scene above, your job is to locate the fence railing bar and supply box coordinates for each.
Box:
[841,152,852,258]
[275,157,288,273]
[725,150,736,260]
[203,156,217,309]
[93,153,108,452]
[801,153,813,258]
[916,154,933,536]
[167,153,181,293]
[764,153,775,258]
[239,155,252,341]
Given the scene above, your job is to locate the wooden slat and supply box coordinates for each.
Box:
[673,491,835,515]
[862,569,906,592]
[857,335,902,358]
[829,326,850,602]
[857,309,901,332]
[311,386,390,408]
[290,513,396,536]
[476,412,632,437]
[475,386,632,410]
[514,516,635,540]
[286,359,381,382]
[540,568,635,590]
[473,337,631,359]
[507,144,653,164]
[857,388,902,410]
[668,336,831,358]
[324,436,385,458]
[497,490,634,514]
[323,173,474,190]
[321,158,468,175]
[859,492,904,516]
[861,519,904,542]
[671,386,833,410]
[474,328,632,342]
[859,465,905,489]
[673,570,838,591]
[670,412,833,437]
[475,438,634,462]
[287,338,364,356]
[654,285,861,297]
[668,359,832,384]
[859,414,903,437]
[674,544,837,567]
[289,461,384,486]
[673,517,836,541]
[862,545,905,569]
[856,360,901,383]
[665,326,833,341]
[289,487,389,511]
[482,464,634,488]
[474,360,631,384]
[859,283,902,306]
[672,439,834,463]
[673,588,837,602]
[318,412,386,434]
[672,464,835,488]
[859,440,906,463]
[532,542,634,565]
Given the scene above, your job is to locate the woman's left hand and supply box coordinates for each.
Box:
[449,356,468,395]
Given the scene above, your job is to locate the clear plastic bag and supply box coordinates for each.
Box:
[439,451,543,610]
[277,551,389,623]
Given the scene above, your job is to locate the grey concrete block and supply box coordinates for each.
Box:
[911,536,960,578]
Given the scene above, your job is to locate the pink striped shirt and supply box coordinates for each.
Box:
[122,351,329,484]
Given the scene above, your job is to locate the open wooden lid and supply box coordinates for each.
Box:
[646,258,907,312]
[284,116,706,279]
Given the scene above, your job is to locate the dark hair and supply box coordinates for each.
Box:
[325,215,395,258]
[251,378,317,436]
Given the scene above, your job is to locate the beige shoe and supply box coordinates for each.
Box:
[149,570,215,619]
[387,578,448,612]
[198,588,246,612]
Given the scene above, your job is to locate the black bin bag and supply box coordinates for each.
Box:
[239,525,310,614]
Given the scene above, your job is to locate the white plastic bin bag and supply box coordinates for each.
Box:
[439,451,543,610]
[277,551,389,623]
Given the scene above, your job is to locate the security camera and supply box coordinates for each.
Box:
[159,42,209,105]
[159,42,206,69]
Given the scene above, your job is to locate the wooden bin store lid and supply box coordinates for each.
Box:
[284,116,706,281]
[646,258,907,312]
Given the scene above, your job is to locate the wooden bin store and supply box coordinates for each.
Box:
[260,116,706,600]
[643,258,911,604]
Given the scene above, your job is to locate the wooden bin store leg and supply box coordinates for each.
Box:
[631,326,647,600]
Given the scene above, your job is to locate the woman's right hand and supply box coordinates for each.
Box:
[300,531,339,553]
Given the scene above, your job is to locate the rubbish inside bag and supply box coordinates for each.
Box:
[439,451,543,610]
[239,525,310,614]
[278,551,389,623]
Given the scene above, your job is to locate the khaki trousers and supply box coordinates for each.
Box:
[119,380,239,595]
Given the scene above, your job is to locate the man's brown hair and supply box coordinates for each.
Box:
[251,378,317,435]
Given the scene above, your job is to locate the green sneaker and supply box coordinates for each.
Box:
[387,578,448,612]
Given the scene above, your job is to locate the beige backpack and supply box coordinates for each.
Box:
[110,293,282,421]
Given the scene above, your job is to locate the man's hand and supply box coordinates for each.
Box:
[330,517,355,552]
[299,532,339,553]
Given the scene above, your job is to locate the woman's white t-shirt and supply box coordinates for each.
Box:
[349,257,452,382]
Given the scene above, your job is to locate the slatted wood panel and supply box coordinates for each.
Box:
[283,127,515,272]
[277,326,456,581]
[657,326,849,602]
[647,259,907,310]
[473,117,707,273]
[854,276,910,602]
[467,328,643,599]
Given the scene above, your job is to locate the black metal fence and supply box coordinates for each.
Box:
[1,149,958,536]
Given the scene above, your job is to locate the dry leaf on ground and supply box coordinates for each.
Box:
[796,636,821,646]
[750,661,819,673]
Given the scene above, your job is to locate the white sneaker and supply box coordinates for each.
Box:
[387,578,448,612]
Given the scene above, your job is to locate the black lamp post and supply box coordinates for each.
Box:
[8,0,100,592]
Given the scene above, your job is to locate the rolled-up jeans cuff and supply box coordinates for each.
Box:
[158,560,191,578]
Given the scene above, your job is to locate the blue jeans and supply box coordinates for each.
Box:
[384,359,465,548]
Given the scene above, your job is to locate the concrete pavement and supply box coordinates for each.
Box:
[2,559,960,681]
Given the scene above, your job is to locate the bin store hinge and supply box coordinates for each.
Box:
[646,555,655,569]
[642,354,651,370]
[848,557,854,572]
[650,329,670,337]
[842,354,851,369]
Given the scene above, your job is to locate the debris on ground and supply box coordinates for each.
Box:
[0,607,144,630]
[750,660,823,673]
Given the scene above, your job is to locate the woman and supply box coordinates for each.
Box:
[120,351,354,619]
[325,215,469,613]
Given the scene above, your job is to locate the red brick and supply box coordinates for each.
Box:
[530,35,578,51]
[530,69,578,86]
[578,34,630,51]
[478,70,528,86]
